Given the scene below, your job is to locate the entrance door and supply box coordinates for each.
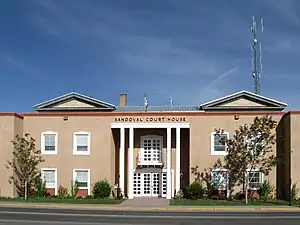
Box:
[142,173,160,197]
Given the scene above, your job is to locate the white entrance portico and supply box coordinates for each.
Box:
[111,123,190,200]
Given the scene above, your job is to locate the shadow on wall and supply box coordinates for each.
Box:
[276,115,290,201]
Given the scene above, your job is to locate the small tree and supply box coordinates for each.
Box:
[6,133,45,197]
[215,115,278,203]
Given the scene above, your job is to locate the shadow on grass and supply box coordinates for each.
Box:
[170,199,300,206]
[0,197,123,204]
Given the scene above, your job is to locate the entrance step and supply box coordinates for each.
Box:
[120,197,170,207]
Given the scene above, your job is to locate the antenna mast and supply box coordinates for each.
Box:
[251,16,263,95]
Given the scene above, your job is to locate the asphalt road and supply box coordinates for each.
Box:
[0,207,300,224]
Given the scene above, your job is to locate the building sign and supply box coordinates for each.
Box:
[114,116,186,123]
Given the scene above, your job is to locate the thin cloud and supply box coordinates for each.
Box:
[265,0,300,27]
[205,67,239,89]
[21,0,300,106]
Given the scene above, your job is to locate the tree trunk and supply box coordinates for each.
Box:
[245,174,249,204]
[25,181,28,200]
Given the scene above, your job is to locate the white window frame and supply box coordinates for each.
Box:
[41,168,58,195]
[41,131,58,155]
[73,131,91,155]
[211,131,229,155]
[139,135,163,166]
[246,169,264,190]
[72,169,91,195]
[211,168,229,191]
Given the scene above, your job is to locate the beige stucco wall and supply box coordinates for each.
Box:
[289,114,300,198]
[23,115,116,195]
[0,112,290,197]
[0,115,23,197]
[188,113,282,192]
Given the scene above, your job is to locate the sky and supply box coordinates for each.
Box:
[0,0,300,112]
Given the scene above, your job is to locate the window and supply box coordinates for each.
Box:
[211,169,228,190]
[41,132,58,154]
[248,170,263,189]
[246,132,265,156]
[140,135,163,165]
[41,168,57,195]
[211,131,229,155]
[73,169,90,195]
[73,131,91,155]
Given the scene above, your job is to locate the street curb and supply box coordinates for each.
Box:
[0,203,299,212]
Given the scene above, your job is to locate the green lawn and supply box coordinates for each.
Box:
[170,199,300,206]
[0,197,123,204]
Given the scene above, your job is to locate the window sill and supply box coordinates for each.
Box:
[211,151,228,156]
[73,151,90,155]
[138,162,163,166]
[248,188,260,191]
[41,151,58,155]
[45,186,56,189]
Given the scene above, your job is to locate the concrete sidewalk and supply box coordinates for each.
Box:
[0,201,299,212]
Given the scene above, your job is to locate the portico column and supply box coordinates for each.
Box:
[128,127,134,199]
[119,127,125,195]
[166,127,172,199]
[175,127,181,195]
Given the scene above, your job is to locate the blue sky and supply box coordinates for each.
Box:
[0,0,299,112]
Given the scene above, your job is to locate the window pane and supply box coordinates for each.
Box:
[75,170,88,188]
[77,182,88,187]
[214,134,226,152]
[77,134,88,145]
[42,170,55,187]
[214,145,225,152]
[248,171,261,189]
[142,138,162,162]
[44,134,56,151]
[76,134,88,151]
[212,171,227,190]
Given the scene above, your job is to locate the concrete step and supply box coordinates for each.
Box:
[120,197,170,207]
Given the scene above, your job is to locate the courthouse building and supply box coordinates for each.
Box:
[0,90,299,200]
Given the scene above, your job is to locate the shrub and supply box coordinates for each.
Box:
[71,181,79,198]
[291,183,299,201]
[183,182,205,200]
[58,185,68,198]
[233,192,245,200]
[92,180,111,199]
[258,180,274,201]
[36,178,47,197]
[205,183,217,199]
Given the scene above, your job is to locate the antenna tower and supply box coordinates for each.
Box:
[251,16,263,95]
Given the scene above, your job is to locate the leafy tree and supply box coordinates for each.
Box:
[6,133,45,197]
[214,115,278,203]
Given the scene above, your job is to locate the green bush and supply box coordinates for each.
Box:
[258,180,274,201]
[36,179,47,197]
[205,183,217,199]
[291,183,300,201]
[57,185,68,198]
[71,181,79,198]
[183,182,205,200]
[92,180,111,199]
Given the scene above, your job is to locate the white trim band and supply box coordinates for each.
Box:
[111,123,190,128]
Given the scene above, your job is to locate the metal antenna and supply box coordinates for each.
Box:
[144,93,149,112]
[251,16,263,95]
